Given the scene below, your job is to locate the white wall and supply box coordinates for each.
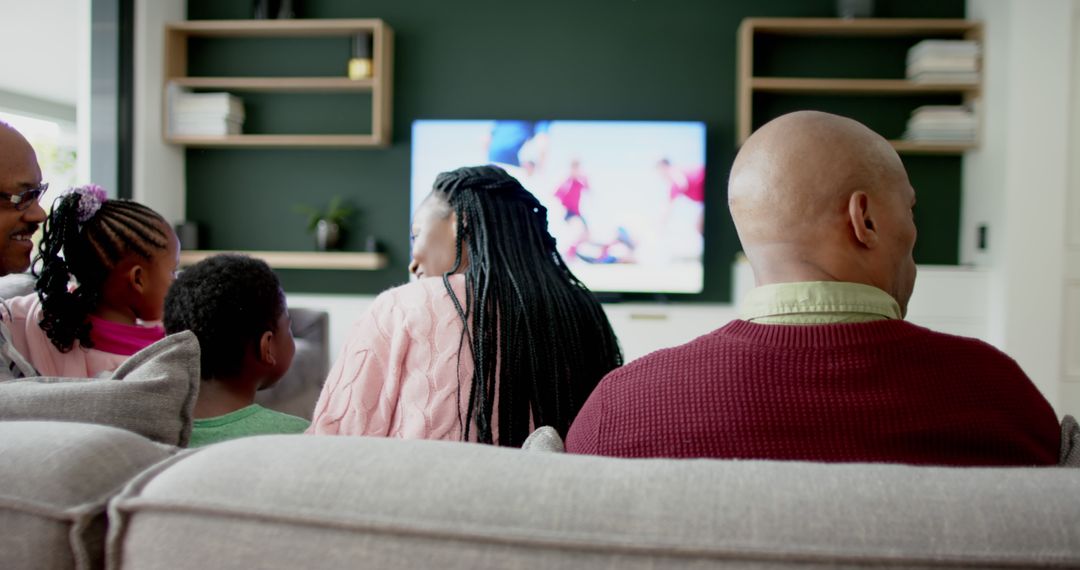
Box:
[132,0,186,224]
[77,0,92,184]
[965,0,1076,415]
[1060,1,1080,413]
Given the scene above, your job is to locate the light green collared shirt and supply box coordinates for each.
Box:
[740,281,902,325]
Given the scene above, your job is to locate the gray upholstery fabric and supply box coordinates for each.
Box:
[254,307,328,420]
[0,272,35,300]
[521,426,565,452]
[0,332,200,446]
[0,421,176,570]
[1061,415,1080,467]
[109,435,1080,570]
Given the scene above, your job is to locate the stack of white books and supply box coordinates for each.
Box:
[903,105,977,143]
[170,91,244,136]
[906,40,980,84]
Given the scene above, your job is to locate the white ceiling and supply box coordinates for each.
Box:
[0,0,80,106]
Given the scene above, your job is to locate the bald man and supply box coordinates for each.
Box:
[566,111,1059,466]
[0,122,48,378]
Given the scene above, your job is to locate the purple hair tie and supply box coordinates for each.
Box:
[73,184,107,223]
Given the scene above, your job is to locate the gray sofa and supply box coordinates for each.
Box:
[2,417,1079,570]
[1,319,1078,569]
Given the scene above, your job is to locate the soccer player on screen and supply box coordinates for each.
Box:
[658,158,705,236]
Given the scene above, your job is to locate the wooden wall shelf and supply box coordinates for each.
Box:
[165,18,388,36]
[888,140,977,155]
[180,250,388,271]
[168,134,381,148]
[737,18,983,155]
[169,77,375,92]
[746,18,979,36]
[163,18,393,148]
[751,78,978,95]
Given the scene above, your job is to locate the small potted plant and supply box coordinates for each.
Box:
[294,196,354,251]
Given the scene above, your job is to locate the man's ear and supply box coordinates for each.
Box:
[259,330,277,366]
[848,191,879,248]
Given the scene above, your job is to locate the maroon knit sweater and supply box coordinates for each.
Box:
[566,320,1060,466]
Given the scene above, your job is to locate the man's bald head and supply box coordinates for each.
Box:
[0,121,34,170]
[729,111,918,315]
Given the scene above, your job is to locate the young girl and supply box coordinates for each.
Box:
[3,184,179,377]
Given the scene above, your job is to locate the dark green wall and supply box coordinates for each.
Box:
[185,0,965,301]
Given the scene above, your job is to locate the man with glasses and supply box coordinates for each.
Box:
[0,122,49,378]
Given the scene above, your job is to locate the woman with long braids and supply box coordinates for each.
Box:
[2,184,179,377]
[310,165,621,446]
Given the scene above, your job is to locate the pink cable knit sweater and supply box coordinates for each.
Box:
[309,275,493,441]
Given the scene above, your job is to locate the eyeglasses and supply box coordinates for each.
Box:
[0,183,48,211]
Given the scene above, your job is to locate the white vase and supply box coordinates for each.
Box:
[837,0,874,18]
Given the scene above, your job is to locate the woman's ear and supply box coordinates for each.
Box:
[848,191,879,248]
[259,330,277,366]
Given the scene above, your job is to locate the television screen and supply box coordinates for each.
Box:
[410,120,706,294]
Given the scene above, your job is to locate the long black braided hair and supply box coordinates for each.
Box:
[430,165,622,446]
[34,187,169,352]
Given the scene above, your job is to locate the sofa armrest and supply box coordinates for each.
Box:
[1061,415,1080,467]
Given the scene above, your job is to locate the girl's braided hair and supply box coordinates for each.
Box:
[33,186,168,352]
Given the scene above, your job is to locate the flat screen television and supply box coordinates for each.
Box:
[410,120,706,294]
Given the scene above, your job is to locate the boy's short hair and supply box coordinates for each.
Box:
[164,254,285,380]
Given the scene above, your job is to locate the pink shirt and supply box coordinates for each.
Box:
[309,275,500,442]
[3,293,165,378]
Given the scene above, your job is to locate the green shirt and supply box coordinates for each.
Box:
[739,281,902,325]
[189,404,310,448]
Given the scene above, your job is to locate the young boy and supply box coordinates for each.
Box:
[164,254,309,447]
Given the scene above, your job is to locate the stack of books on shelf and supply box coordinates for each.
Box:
[903,105,977,143]
[169,91,244,137]
[906,40,980,84]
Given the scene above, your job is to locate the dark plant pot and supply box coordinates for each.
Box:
[277,0,296,19]
[315,219,341,251]
[253,0,277,19]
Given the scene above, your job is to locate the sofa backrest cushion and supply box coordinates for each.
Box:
[108,435,1080,570]
[0,421,176,570]
[0,332,200,446]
